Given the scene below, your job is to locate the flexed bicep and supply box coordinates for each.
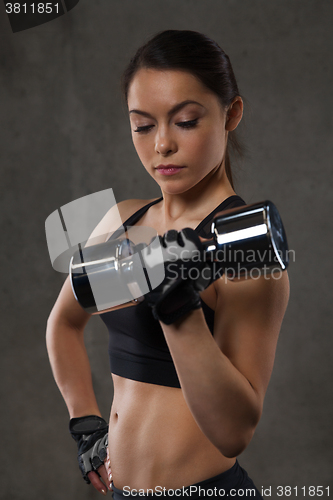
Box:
[213,270,290,405]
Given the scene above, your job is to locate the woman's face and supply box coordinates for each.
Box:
[127,69,239,194]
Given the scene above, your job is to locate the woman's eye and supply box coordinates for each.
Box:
[176,119,198,129]
[134,125,154,133]
[133,119,198,133]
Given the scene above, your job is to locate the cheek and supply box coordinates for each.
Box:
[132,136,151,165]
[188,129,225,166]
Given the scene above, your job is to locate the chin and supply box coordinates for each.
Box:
[158,181,193,195]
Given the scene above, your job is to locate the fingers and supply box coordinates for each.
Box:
[87,470,109,495]
[105,447,113,490]
[97,461,112,493]
[86,450,112,496]
[164,230,178,245]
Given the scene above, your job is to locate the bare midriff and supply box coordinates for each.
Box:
[108,374,236,492]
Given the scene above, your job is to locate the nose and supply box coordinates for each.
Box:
[154,126,177,156]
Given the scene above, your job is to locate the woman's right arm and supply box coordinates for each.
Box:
[46,277,113,494]
[46,197,150,416]
[46,198,150,494]
[46,276,100,418]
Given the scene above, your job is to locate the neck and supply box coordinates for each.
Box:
[159,165,236,224]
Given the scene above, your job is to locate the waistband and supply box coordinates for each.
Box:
[112,460,246,499]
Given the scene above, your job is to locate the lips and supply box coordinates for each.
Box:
[155,164,185,176]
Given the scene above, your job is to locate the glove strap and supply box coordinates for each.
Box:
[69,415,108,440]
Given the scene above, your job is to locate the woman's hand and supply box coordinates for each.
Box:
[146,228,213,324]
[69,415,112,495]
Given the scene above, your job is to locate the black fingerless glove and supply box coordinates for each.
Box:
[69,415,108,484]
[146,228,214,325]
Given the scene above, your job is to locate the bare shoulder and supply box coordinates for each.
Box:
[85,197,160,246]
[117,198,160,224]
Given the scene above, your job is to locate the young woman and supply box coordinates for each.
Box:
[46,30,289,499]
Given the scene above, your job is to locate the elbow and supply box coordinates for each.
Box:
[46,313,53,340]
[46,311,57,342]
[46,313,57,354]
[45,311,64,350]
[217,409,262,459]
[218,427,256,458]
[46,305,57,333]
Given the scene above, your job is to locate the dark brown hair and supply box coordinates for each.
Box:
[121,30,245,189]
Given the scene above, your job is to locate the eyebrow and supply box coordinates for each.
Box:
[129,100,204,118]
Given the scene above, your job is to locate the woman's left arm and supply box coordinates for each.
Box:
[160,271,290,458]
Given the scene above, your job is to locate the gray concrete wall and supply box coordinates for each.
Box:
[1,1,332,499]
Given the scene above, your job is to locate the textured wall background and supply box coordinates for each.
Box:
[1,1,332,499]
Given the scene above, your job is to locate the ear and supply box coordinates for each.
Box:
[225,97,243,131]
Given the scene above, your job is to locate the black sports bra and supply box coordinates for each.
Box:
[100,195,246,388]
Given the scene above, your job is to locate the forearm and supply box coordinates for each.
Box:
[160,308,262,457]
[46,316,101,418]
